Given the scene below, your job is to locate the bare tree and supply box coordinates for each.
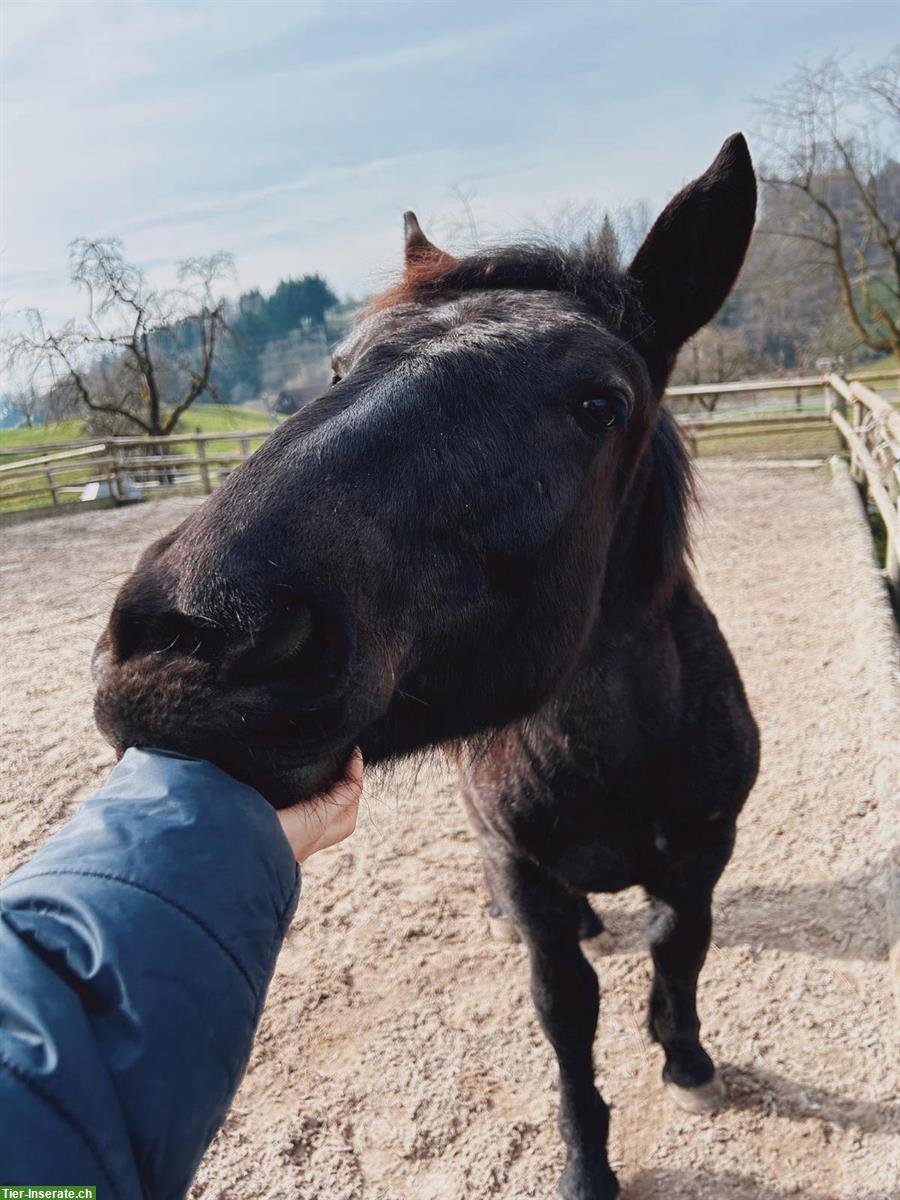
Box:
[585,212,621,266]
[672,325,758,393]
[449,183,481,251]
[9,383,44,428]
[755,53,900,361]
[5,239,234,436]
[614,199,653,262]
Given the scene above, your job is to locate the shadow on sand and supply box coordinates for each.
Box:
[597,863,890,962]
[623,1169,893,1200]
[619,1064,898,1198]
[720,1062,900,1136]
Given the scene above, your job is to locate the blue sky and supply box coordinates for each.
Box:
[2,0,897,322]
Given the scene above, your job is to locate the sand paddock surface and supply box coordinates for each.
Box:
[1,463,898,1200]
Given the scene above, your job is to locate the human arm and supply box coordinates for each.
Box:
[0,747,359,1197]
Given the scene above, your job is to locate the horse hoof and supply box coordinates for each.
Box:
[665,1071,725,1114]
[488,913,521,943]
[583,929,616,955]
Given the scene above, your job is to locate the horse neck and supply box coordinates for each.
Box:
[597,411,693,628]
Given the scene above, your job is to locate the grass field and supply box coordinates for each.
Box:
[690,421,844,459]
[0,403,277,456]
[0,405,281,514]
[0,418,87,452]
[0,389,888,517]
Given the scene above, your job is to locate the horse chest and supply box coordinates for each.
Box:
[553,838,638,894]
[508,779,651,894]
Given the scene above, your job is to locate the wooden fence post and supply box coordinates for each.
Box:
[109,444,122,500]
[239,436,250,461]
[850,395,866,485]
[888,498,900,595]
[45,468,59,506]
[196,433,212,494]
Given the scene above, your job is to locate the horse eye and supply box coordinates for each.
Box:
[573,395,626,433]
[330,371,342,386]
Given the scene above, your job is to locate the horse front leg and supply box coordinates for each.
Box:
[497,855,619,1200]
[462,782,611,950]
[488,884,612,950]
[644,867,727,1113]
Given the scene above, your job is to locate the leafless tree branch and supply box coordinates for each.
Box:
[2,240,234,436]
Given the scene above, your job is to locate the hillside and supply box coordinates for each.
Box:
[0,404,278,458]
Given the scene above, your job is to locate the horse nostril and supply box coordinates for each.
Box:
[245,606,315,674]
[230,593,352,701]
[110,604,226,664]
[107,578,351,707]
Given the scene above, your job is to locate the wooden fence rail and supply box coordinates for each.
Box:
[0,428,274,460]
[666,366,899,416]
[673,371,899,589]
[826,375,900,590]
[1,376,898,596]
[0,426,276,512]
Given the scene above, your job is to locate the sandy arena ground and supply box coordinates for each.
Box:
[1,463,898,1200]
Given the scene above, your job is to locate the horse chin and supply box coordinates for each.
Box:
[223,746,355,809]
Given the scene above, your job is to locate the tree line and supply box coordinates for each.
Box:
[3,52,897,435]
[4,245,347,435]
[672,53,899,386]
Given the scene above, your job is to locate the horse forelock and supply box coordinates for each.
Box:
[366,238,643,336]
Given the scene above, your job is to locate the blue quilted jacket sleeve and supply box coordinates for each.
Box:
[0,748,300,1198]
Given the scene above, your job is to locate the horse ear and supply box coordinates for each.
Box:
[627,134,756,358]
[403,211,447,269]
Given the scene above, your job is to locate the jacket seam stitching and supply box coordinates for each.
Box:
[0,1049,123,1198]
[253,869,300,1028]
[2,868,261,1002]
[277,867,300,931]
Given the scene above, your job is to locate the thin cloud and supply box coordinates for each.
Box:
[2,0,894,325]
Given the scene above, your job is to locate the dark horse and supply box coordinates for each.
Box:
[93,135,760,1199]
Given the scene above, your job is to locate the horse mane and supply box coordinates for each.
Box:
[368,235,694,607]
[368,238,642,335]
[635,407,695,603]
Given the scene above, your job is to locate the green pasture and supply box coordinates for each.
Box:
[0,389,892,518]
[688,421,844,460]
[0,405,280,514]
[0,404,278,458]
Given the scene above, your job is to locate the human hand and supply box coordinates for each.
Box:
[276,748,363,863]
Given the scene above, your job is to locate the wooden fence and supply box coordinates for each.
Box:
[1,371,898,591]
[667,365,899,413]
[826,375,900,590]
[670,370,898,588]
[0,429,272,511]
